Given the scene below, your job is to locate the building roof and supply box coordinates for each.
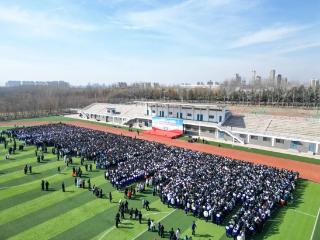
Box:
[82,103,146,119]
[141,101,226,110]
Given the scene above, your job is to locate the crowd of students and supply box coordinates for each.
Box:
[5,123,298,239]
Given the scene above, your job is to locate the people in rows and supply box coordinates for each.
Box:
[6,124,298,238]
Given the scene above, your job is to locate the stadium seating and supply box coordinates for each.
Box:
[223,114,320,142]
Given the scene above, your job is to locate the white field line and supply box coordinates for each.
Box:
[310,207,320,240]
[145,211,171,216]
[292,209,316,218]
[131,209,177,240]
[97,226,116,240]
[97,210,174,240]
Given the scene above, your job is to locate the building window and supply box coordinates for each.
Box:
[240,134,246,138]
[152,110,156,113]
[263,137,271,142]
[218,131,224,138]
[209,115,215,119]
[169,112,173,115]
[309,143,316,152]
[276,139,284,144]
[290,141,301,149]
[197,114,203,121]
[250,135,258,140]
[187,113,192,117]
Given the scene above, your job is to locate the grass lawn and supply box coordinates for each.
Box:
[178,136,320,165]
[2,115,141,132]
[0,126,14,131]
[311,209,320,240]
[3,116,75,122]
[0,134,319,240]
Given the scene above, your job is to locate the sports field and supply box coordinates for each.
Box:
[0,126,320,240]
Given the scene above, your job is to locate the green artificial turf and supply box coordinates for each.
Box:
[0,136,319,240]
[1,115,141,132]
[311,209,320,240]
[4,116,75,122]
[0,126,14,131]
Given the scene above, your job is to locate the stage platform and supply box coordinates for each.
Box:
[143,129,182,139]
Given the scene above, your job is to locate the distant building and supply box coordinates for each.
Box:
[153,82,160,88]
[22,81,35,86]
[47,81,70,88]
[255,75,262,85]
[111,82,127,88]
[276,74,282,88]
[269,69,276,86]
[36,81,48,86]
[310,78,320,88]
[235,74,242,85]
[282,77,288,89]
[117,82,128,88]
[180,82,220,89]
[5,81,21,87]
[5,80,69,88]
[252,70,256,84]
[132,82,158,88]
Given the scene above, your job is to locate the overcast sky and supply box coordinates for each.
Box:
[0,0,319,85]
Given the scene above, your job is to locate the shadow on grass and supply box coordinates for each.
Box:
[46,188,56,192]
[121,222,133,226]
[197,233,214,238]
[119,225,134,229]
[80,175,90,179]
[41,159,51,162]
[65,190,75,193]
[253,179,308,240]
[148,207,160,212]
[133,190,153,200]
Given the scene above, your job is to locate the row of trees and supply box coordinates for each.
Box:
[127,85,320,107]
[0,84,319,120]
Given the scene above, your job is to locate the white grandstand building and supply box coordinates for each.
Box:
[79,102,320,155]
